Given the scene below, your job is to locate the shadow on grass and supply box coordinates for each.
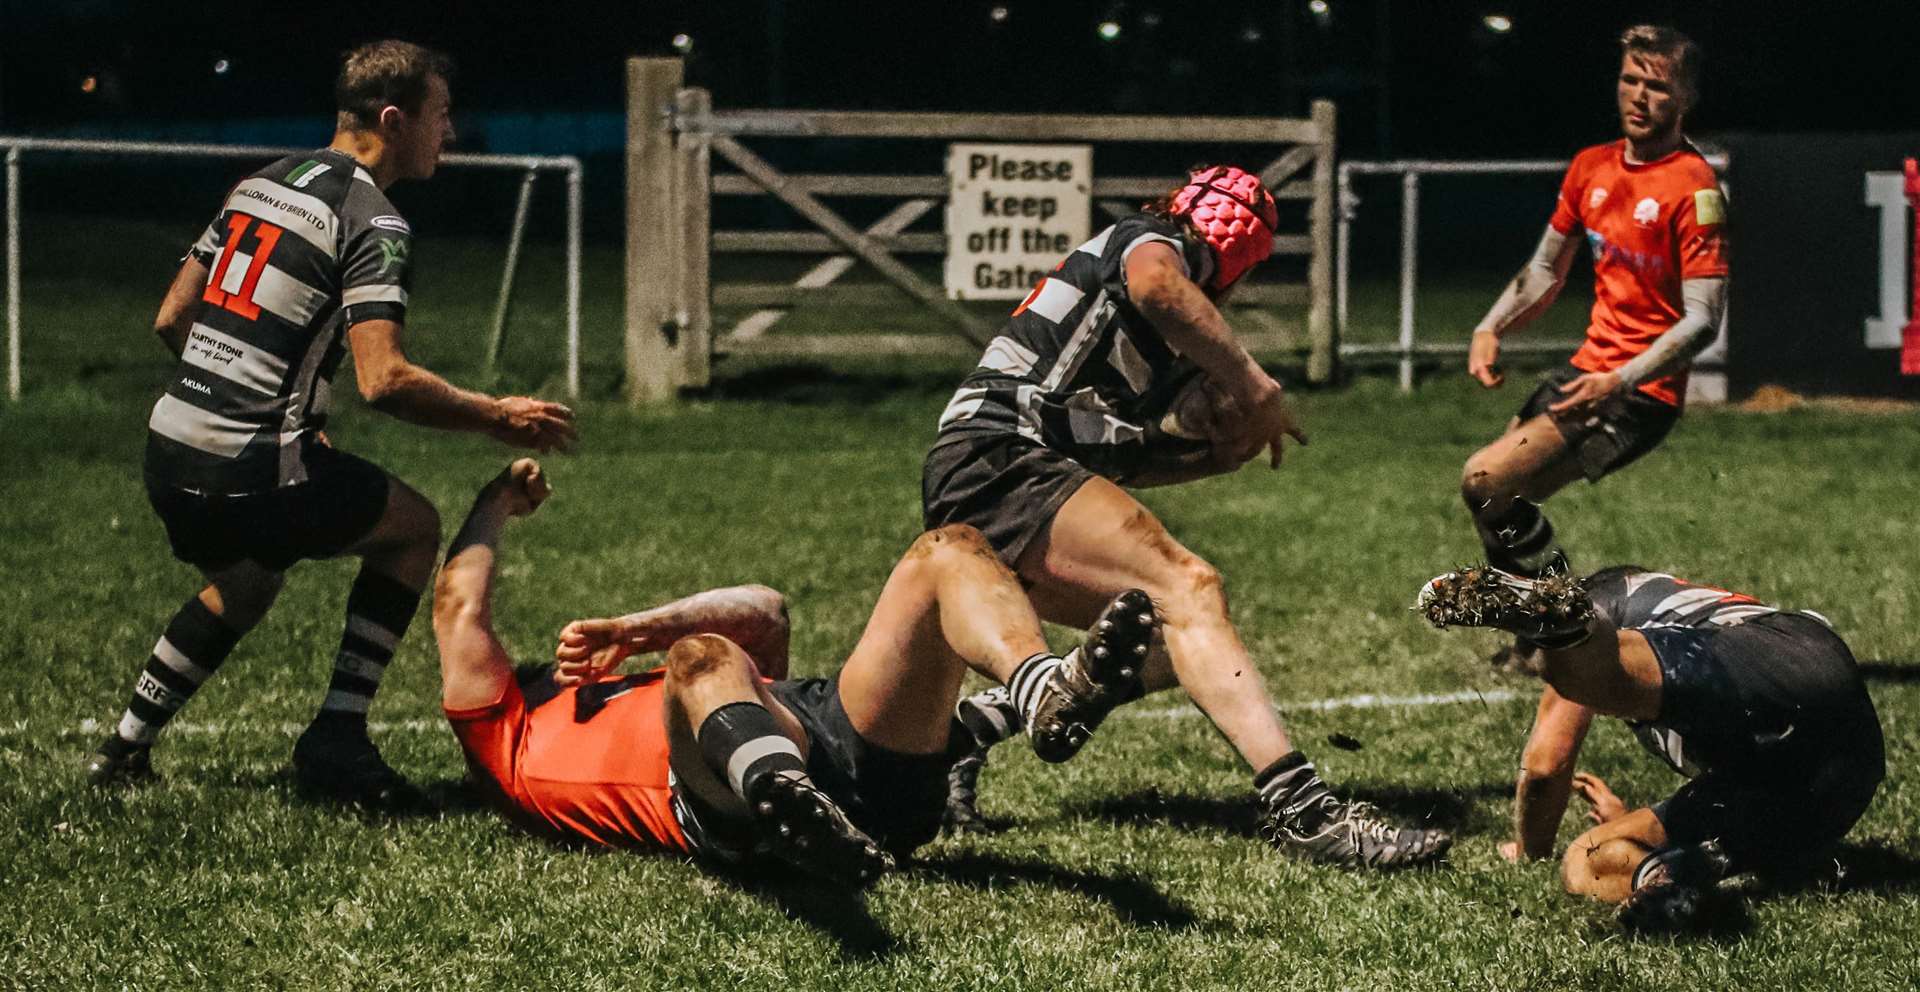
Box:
[724,871,905,962]
[912,851,1200,931]
[1857,660,1920,683]
[244,768,498,822]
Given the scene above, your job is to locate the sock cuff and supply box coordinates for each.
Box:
[697,701,805,798]
[1254,751,1314,794]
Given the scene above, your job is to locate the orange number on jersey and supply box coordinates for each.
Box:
[202,215,284,321]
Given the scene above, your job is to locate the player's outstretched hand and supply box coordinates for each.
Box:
[1547,370,1623,416]
[493,396,578,453]
[488,458,550,518]
[554,617,630,686]
[1231,386,1309,469]
[1573,771,1628,825]
[1468,331,1504,388]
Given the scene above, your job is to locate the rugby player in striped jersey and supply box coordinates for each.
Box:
[87,41,575,808]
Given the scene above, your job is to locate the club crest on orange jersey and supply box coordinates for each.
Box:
[1633,197,1660,226]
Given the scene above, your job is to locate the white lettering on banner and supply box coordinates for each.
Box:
[945,143,1092,301]
[1864,171,1908,349]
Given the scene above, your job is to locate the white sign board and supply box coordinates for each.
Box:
[944,143,1092,300]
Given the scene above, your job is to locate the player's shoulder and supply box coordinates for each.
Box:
[339,173,410,238]
[1566,141,1624,178]
[1660,142,1722,185]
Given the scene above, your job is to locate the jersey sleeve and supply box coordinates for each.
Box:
[1106,213,1208,297]
[1673,183,1730,279]
[186,217,222,267]
[338,189,413,326]
[1549,156,1588,236]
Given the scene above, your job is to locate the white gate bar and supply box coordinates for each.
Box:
[1397,171,1419,392]
[485,169,539,370]
[0,135,584,401]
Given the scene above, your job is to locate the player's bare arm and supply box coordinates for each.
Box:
[1561,807,1666,903]
[152,257,212,358]
[1503,685,1595,862]
[1469,226,1579,389]
[1127,241,1307,467]
[555,585,792,686]
[433,459,551,712]
[1546,276,1729,419]
[346,318,577,451]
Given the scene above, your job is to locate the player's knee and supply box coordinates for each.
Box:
[1161,553,1228,624]
[912,524,988,558]
[666,632,748,683]
[1461,451,1510,510]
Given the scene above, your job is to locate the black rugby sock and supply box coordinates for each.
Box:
[1481,498,1565,577]
[697,701,808,801]
[113,596,243,745]
[312,570,419,731]
[1255,752,1333,826]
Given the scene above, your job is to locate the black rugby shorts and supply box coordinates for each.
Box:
[145,445,392,572]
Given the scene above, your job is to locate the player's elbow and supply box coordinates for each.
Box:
[358,363,415,408]
[739,584,790,630]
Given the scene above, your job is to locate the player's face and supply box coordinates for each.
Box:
[1616,53,1685,145]
[396,74,455,180]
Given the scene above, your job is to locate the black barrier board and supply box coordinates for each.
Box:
[1723,132,1920,398]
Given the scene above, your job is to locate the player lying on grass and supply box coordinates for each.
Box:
[1418,563,1884,931]
[431,460,1157,883]
[1457,25,1727,669]
[928,164,1449,870]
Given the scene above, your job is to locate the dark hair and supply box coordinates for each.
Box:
[335,39,455,130]
[1619,24,1700,101]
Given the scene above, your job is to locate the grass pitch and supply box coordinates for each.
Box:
[2,236,1918,990]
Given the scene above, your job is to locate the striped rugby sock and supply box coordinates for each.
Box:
[697,701,808,801]
[113,596,242,745]
[1007,651,1065,727]
[1483,498,1564,578]
[312,570,419,728]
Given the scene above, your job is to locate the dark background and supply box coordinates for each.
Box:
[6,1,1919,158]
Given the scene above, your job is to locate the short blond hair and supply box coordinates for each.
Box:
[1619,25,1699,102]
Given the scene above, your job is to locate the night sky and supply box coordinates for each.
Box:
[4,1,1918,157]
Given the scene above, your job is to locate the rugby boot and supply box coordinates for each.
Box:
[1416,563,1593,645]
[1619,840,1735,933]
[1260,783,1453,870]
[944,686,1020,833]
[1027,589,1157,764]
[293,723,424,812]
[746,770,894,886]
[86,734,156,788]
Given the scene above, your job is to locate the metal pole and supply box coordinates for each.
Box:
[1335,164,1353,348]
[565,160,582,402]
[6,148,19,403]
[1397,170,1420,393]
[484,169,538,371]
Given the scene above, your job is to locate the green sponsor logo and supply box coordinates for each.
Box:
[375,237,409,275]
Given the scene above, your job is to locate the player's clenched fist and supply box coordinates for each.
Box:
[554,617,632,686]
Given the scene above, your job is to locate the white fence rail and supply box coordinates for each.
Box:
[1336,155,1729,392]
[0,136,585,401]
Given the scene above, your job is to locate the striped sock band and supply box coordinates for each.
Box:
[1007,651,1064,727]
[114,596,241,745]
[698,701,808,801]
[1254,751,1322,809]
[956,686,1022,746]
[315,570,419,725]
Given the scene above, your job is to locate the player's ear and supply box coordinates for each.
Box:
[378,104,405,132]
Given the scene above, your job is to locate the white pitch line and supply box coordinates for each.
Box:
[0,689,1524,743]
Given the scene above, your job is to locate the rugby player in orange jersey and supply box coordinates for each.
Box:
[1458,25,1729,663]
[429,460,1156,884]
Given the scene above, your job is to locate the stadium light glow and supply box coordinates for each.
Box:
[989,5,1009,24]
[213,59,231,75]
[1483,14,1513,33]
[1241,24,1264,43]
[1097,20,1122,41]
[1308,0,1329,15]
[671,33,694,53]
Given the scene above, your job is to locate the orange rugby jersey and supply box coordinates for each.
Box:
[1549,140,1729,406]
[446,667,691,852]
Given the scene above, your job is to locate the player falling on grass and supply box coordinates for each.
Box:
[924,165,1450,869]
[1418,564,1884,931]
[87,41,576,806]
[432,460,1158,881]
[1458,25,1728,665]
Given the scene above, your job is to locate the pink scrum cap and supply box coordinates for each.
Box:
[1169,165,1278,290]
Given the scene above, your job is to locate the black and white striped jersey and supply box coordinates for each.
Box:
[1585,567,1788,633]
[935,213,1214,481]
[144,149,414,494]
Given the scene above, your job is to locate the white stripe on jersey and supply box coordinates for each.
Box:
[228,178,338,257]
[181,324,289,398]
[341,284,409,308]
[1707,604,1778,627]
[979,336,1042,377]
[149,393,260,457]
[1040,292,1114,392]
[1107,328,1153,394]
[939,386,990,429]
[1650,587,1732,619]
[216,251,253,296]
[1075,226,1114,258]
[250,265,330,327]
[1065,405,1143,447]
[1025,277,1084,325]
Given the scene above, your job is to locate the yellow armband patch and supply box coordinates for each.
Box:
[1693,188,1725,226]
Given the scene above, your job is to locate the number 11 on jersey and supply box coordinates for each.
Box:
[202,214,284,321]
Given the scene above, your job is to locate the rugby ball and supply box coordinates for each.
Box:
[1157,372,1230,442]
